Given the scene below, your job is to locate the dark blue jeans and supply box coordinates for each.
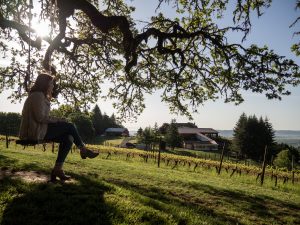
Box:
[44,122,85,164]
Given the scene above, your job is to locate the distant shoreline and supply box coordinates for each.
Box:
[218,130,300,138]
[217,130,300,147]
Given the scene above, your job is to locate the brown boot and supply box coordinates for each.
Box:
[80,148,99,159]
[50,163,71,182]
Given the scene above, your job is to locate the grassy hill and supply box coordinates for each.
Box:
[0,141,300,225]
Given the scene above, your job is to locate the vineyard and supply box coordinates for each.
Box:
[88,144,300,187]
[1,133,299,187]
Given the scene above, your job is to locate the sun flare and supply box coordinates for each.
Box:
[31,20,52,38]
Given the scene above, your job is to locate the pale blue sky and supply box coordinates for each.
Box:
[0,0,300,130]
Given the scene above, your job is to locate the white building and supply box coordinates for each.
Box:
[178,127,219,151]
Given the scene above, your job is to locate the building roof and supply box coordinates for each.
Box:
[105,128,128,133]
[178,127,218,134]
[174,123,198,128]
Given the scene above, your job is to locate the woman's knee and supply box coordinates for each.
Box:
[65,122,77,132]
[61,134,74,146]
[66,135,74,143]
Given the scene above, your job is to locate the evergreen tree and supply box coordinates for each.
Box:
[109,113,123,128]
[137,127,143,136]
[233,113,276,161]
[264,117,276,147]
[244,115,262,160]
[233,112,248,155]
[91,105,103,135]
[164,119,182,150]
[102,113,111,132]
[152,122,160,148]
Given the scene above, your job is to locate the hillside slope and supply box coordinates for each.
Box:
[0,142,299,225]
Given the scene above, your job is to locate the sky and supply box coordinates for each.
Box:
[0,0,300,131]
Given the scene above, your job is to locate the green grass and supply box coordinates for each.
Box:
[1,141,300,225]
[91,136,125,146]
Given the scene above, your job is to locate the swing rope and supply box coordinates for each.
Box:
[16,0,58,146]
[48,0,57,73]
[25,0,33,92]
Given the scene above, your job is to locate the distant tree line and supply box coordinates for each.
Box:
[0,112,21,136]
[136,120,182,150]
[50,104,123,141]
[0,104,123,142]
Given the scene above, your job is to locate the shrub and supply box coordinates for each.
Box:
[273,150,292,170]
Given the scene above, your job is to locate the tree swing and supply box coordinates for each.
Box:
[16,0,58,148]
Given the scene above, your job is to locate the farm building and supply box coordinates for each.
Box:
[104,128,129,137]
[178,127,219,151]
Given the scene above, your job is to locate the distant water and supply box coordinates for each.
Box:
[218,130,300,138]
[218,130,300,147]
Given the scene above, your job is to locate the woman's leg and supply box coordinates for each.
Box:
[55,135,74,164]
[45,122,80,181]
[44,122,98,164]
[44,122,85,148]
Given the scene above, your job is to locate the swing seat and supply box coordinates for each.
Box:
[16,139,46,146]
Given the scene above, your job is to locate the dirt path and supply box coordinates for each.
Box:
[0,167,49,183]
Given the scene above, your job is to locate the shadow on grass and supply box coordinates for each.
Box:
[106,178,300,225]
[106,178,239,225]
[187,181,300,223]
[0,154,17,167]
[0,174,121,225]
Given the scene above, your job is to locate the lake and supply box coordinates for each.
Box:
[218,130,300,147]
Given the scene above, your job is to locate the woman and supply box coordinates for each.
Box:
[19,72,99,182]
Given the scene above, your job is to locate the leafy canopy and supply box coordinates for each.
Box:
[0,0,299,120]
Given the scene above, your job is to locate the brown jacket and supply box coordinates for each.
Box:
[19,92,58,140]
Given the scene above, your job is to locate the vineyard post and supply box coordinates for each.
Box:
[5,132,9,148]
[158,148,161,168]
[292,155,295,185]
[158,138,162,168]
[270,155,274,166]
[217,142,226,175]
[260,145,268,186]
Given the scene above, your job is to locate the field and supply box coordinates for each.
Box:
[1,141,300,225]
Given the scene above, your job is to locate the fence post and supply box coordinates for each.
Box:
[260,145,268,186]
[217,143,225,175]
[158,138,165,168]
[292,155,295,185]
[158,148,161,168]
[5,132,9,148]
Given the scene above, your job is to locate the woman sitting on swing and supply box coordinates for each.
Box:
[19,72,99,182]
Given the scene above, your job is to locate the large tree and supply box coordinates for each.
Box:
[233,113,276,161]
[0,0,300,119]
[164,119,182,150]
[91,104,103,135]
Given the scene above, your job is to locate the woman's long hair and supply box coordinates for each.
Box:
[29,73,54,100]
